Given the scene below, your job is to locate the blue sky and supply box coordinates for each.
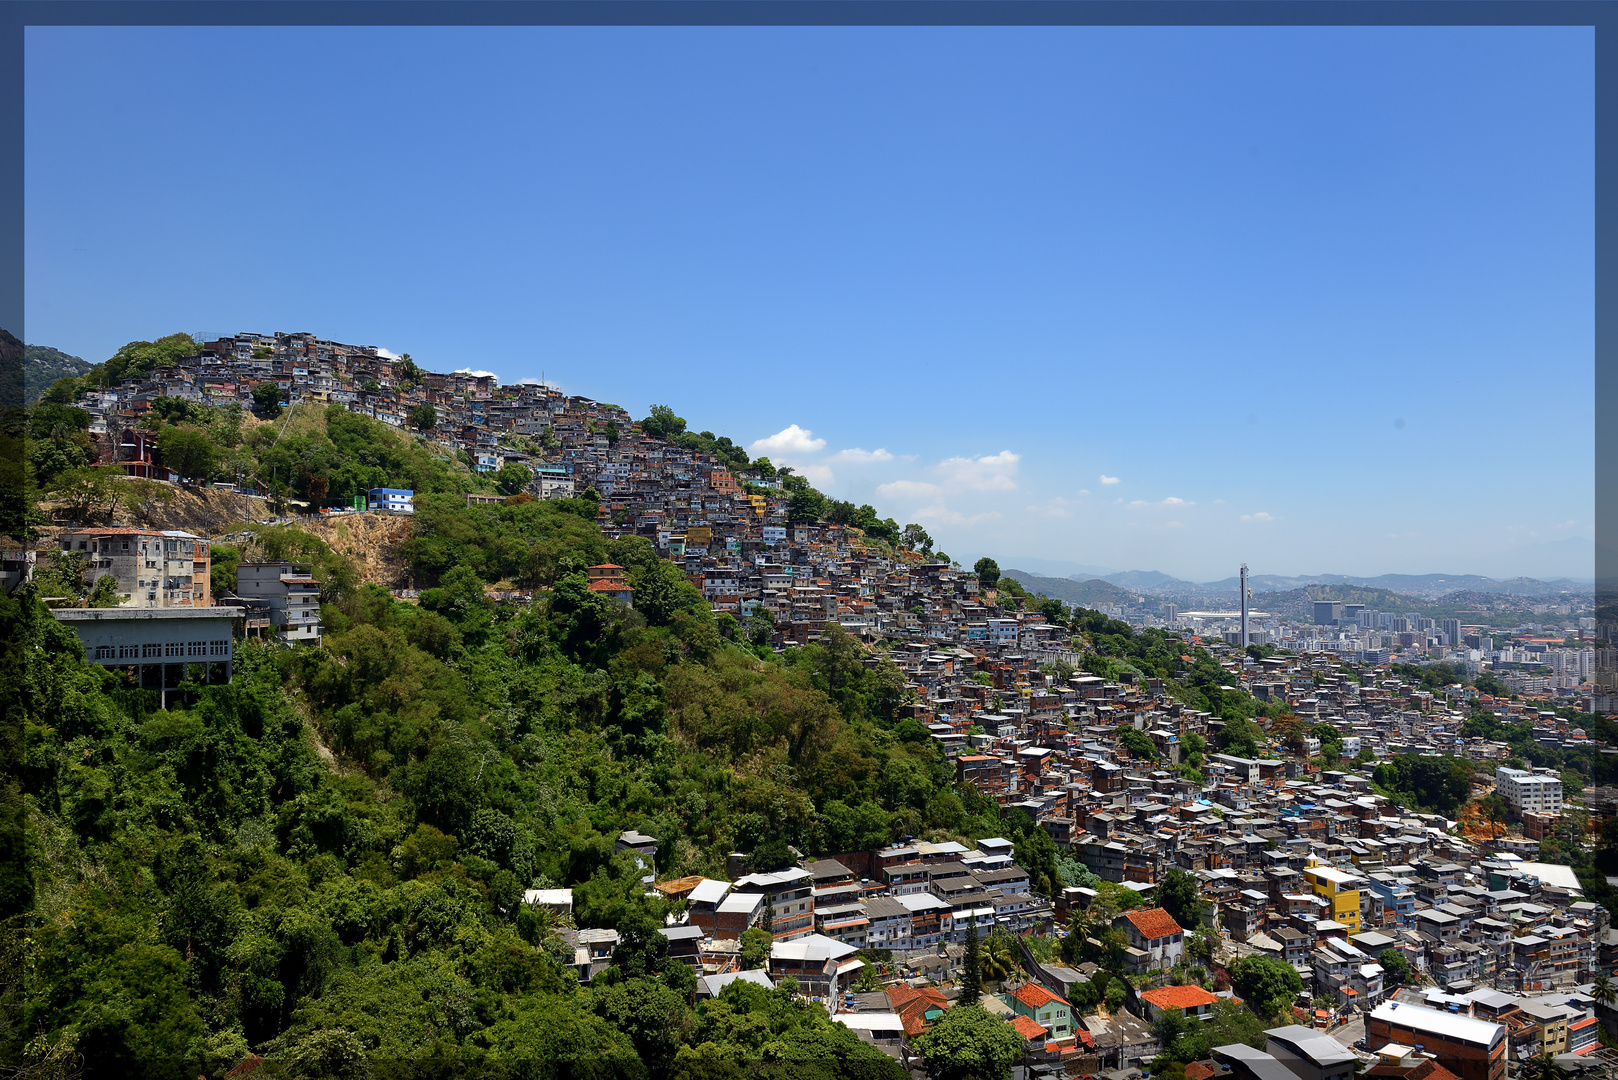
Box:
[25,25,1593,582]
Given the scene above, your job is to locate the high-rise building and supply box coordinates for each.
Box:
[1313,601,1343,626]
[1442,619,1462,647]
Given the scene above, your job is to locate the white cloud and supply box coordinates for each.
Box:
[876,479,940,497]
[830,447,894,464]
[1241,512,1274,523]
[794,463,836,487]
[1027,496,1079,519]
[913,503,1002,526]
[750,424,826,455]
[935,450,1020,492]
[1161,497,1189,506]
[1077,489,1091,496]
[376,347,400,360]
[1099,475,1120,485]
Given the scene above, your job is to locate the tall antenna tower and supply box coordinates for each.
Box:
[1240,564,1250,649]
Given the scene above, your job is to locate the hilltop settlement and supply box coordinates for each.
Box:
[11,329,1618,1080]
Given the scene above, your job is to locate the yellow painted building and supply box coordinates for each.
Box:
[1301,863,1362,933]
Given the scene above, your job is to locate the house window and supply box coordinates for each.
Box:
[143,643,162,658]
[188,641,207,657]
[165,642,184,657]
[119,644,139,659]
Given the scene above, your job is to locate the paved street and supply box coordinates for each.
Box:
[1331,1013,1366,1050]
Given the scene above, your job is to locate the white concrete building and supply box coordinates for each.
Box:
[1496,766,1563,814]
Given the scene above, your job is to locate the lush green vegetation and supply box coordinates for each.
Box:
[1370,754,1480,816]
[13,475,1049,1075]
[1150,1000,1268,1074]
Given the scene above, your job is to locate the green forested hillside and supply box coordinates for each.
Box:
[8,497,1020,1078]
[23,345,91,406]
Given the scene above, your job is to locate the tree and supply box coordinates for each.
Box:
[1371,754,1477,816]
[1215,716,1263,758]
[495,461,532,497]
[1228,954,1303,1021]
[901,523,933,555]
[410,403,437,430]
[1119,727,1158,762]
[641,404,686,440]
[739,927,771,971]
[1158,869,1202,931]
[88,574,124,608]
[251,382,283,418]
[960,922,982,1005]
[787,484,828,525]
[980,931,1022,984]
[1379,948,1412,988]
[910,1003,1024,1080]
[1593,974,1616,1008]
[1524,1051,1569,1080]
[610,910,670,980]
[972,557,1001,588]
[1189,926,1220,967]
[1012,826,1062,899]
[1155,999,1269,1064]
[157,426,219,481]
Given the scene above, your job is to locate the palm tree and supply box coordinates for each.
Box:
[980,931,1024,984]
[1524,1051,1569,1080]
[1593,974,1616,1009]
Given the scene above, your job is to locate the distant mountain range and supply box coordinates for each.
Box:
[1004,565,1594,622]
[1112,571,1592,600]
[1002,571,1150,609]
[997,555,1591,598]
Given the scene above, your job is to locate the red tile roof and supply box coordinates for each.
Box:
[1013,982,1068,1010]
[1009,1014,1049,1042]
[886,986,948,1010]
[888,986,950,1036]
[1186,1063,1218,1080]
[1122,907,1184,939]
[1140,984,1219,1011]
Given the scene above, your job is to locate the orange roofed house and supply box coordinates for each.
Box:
[1139,984,1219,1024]
[1115,907,1185,974]
[887,986,950,1037]
[1009,1013,1051,1046]
[1004,981,1074,1041]
[586,564,633,605]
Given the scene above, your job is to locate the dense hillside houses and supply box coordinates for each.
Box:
[32,329,1618,1078]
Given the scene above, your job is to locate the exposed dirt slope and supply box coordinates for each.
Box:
[296,513,415,588]
[36,479,417,589]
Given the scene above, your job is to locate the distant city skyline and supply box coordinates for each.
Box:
[24,25,1593,581]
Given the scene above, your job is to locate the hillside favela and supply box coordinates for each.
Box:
[8,328,1613,1080]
